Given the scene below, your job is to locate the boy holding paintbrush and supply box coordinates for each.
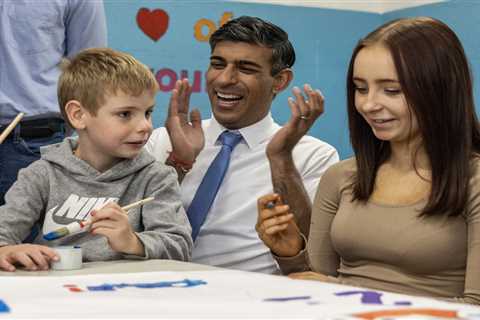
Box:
[0,48,193,272]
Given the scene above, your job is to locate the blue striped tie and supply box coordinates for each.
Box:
[187,131,243,240]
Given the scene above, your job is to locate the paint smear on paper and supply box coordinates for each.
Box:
[86,279,207,291]
[263,296,311,302]
[0,299,10,313]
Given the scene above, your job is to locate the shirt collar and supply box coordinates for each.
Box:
[205,113,278,149]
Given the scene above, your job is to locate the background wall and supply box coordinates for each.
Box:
[104,0,478,159]
[384,1,480,105]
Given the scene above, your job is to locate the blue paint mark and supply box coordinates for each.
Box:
[87,279,206,291]
[263,295,311,302]
[88,283,116,291]
[0,299,10,313]
[335,290,383,304]
[394,300,412,306]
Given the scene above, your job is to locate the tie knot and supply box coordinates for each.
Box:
[219,131,242,149]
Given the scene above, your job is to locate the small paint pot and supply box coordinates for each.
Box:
[51,246,82,271]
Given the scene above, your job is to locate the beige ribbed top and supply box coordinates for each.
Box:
[276,157,480,304]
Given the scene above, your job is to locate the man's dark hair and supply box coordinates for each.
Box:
[209,16,295,75]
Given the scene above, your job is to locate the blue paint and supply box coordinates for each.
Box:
[43,228,68,241]
[87,279,206,291]
[335,290,383,304]
[335,290,413,306]
[88,284,116,291]
[263,295,311,302]
[43,232,58,241]
[0,299,10,313]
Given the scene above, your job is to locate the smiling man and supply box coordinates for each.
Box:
[146,16,338,274]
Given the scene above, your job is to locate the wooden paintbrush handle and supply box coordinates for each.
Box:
[0,112,24,144]
[121,197,155,212]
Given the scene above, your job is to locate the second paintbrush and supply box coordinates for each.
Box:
[43,197,155,241]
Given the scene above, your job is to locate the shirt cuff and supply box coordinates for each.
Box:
[272,233,311,275]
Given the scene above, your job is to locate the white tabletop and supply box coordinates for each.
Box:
[0,259,218,277]
[0,260,479,318]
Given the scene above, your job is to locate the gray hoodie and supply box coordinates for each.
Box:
[0,138,192,262]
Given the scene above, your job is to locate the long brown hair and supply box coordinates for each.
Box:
[347,17,480,216]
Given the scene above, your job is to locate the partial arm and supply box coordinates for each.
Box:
[164,79,204,183]
[65,0,107,56]
[267,84,326,236]
[133,165,193,261]
[0,162,49,246]
[274,162,342,275]
[450,165,480,304]
[0,162,59,271]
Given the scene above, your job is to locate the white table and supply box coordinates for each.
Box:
[0,259,218,277]
[0,260,479,319]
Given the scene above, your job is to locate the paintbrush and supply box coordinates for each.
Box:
[43,197,155,241]
[0,112,24,144]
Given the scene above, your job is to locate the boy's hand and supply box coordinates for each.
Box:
[165,79,205,164]
[255,193,304,257]
[89,203,145,256]
[0,244,59,272]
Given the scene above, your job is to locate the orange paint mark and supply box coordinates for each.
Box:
[64,284,83,292]
[353,308,459,319]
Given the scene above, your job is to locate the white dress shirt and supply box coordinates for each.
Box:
[146,113,339,273]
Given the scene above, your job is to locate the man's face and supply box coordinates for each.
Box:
[206,41,277,129]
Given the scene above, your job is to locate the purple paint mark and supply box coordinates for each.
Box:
[263,296,311,302]
[335,290,384,304]
[87,279,206,291]
[394,301,412,306]
[0,300,10,313]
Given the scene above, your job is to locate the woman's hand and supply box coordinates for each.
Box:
[256,193,304,257]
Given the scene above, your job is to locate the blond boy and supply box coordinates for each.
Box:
[0,48,192,272]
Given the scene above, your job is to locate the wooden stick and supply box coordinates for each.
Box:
[81,197,155,228]
[121,197,155,211]
[0,113,24,144]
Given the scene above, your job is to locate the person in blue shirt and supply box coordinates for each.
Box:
[0,0,107,205]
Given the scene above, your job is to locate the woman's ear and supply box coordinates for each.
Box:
[272,68,293,95]
[64,100,87,130]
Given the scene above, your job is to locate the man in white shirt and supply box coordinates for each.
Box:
[146,16,338,274]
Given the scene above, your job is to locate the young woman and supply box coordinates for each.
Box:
[256,17,480,304]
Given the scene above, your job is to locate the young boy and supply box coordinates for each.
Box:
[0,48,193,272]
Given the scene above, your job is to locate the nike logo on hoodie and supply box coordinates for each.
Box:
[42,194,118,235]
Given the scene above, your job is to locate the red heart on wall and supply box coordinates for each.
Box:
[136,8,169,41]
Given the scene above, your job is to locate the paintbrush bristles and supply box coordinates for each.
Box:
[43,227,69,241]
[43,221,86,241]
